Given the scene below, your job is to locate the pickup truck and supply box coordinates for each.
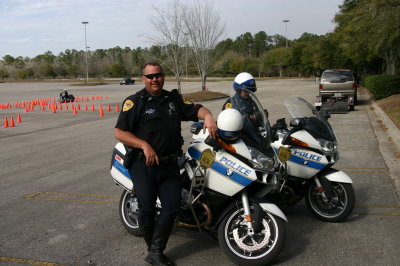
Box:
[315,69,357,112]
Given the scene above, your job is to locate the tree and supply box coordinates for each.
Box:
[253,31,269,57]
[148,0,187,93]
[233,32,255,56]
[334,0,400,74]
[0,68,9,79]
[184,0,226,90]
[262,48,292,77]
[2,55,15,65]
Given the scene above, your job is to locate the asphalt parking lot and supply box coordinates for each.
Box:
[1,79,399,265]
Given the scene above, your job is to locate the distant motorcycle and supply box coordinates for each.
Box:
[59,92,75,103]
[269,97,355,222]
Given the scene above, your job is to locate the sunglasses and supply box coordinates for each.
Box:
[143,73,163,79]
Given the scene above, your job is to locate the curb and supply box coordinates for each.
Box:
[368,100,400,199]
[371,101,400,147]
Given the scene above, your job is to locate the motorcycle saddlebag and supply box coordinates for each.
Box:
[110,142,133,191]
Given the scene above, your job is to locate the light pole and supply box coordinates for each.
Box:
[81,21,89,84]
[184,32,189,77]
[283,19,290,48]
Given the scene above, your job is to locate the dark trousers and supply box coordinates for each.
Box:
[129,160,181,227]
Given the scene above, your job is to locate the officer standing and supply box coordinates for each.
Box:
[114,62,217,266]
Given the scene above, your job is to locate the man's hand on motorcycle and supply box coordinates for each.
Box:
[203,113,217,139]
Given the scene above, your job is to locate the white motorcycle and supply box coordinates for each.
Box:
[269,97,355,222]
[110,91,289,265]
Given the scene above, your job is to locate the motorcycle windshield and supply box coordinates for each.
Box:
[284,97,336,141]
[229,87,272,147]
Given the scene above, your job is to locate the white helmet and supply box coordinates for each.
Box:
[217,109,243,142]
[233,72,257,93]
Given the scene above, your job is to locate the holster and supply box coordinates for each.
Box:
[123,145,140,168]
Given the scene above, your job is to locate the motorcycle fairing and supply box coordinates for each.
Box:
[319,168,353,184]
[110,142,133,191]
[259,203,288,222]
[187,141,257,197]
[272,145,329,178]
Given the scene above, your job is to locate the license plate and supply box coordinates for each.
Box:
[334,93,342,97]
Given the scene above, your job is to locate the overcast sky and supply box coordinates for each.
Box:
[0,0,343,59]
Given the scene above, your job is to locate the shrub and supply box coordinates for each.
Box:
[363,75,400,100]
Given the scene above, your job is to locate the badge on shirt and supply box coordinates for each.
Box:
[145,108,156,115]
[183,97,193,105]
[225,103,232,109]
[123,100,134,112]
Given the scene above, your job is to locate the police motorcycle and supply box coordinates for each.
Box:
[59,89,75,103]
[269,97,355,222]
[110,91,290,265]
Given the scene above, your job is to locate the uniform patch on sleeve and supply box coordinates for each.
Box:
[182,97,193,105]
[224,103,232,109]
[123,100,134,112]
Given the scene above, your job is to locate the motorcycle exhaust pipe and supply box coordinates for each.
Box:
[176,202,212,229]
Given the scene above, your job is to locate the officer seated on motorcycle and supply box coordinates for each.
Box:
[60,89,69,98]
[222,72,269,152]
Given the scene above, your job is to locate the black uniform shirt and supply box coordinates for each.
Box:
[115,88,202,155]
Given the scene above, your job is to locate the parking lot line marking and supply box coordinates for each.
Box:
[0,256,65,266]
[359,204,400,209]
[339,167,386,170]
[25,192,119,204]
[353,212,400,217]
[340,147,378,150]
[42,191,120,198]
[345,170,386,174]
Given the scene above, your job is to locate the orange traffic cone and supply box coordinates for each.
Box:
[73,107,77,115]
[84,104,88,111]
[91,104,95,111]
[107,104,111,112]
[77,103,81,110]
[99,107,105,117]
[17,114,22,123]
[52,105,57,113]
[9,117,15,127]
[115,104,120,112]
[3,117,9,128]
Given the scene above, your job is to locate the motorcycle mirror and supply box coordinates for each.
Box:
[205,136,222,151]
[278,146,291,162]
[321,110,331,120]
[289,118,306,127]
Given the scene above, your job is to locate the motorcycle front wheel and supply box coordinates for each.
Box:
[119,190,142,236]
[218,207,286,266]
[305,181,355,222]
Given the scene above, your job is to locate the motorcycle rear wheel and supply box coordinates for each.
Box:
[305,181,355,222]
[119,190,142,236]
[218,207,286,266]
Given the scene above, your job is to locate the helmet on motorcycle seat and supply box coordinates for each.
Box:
[217,109,243,142]
[233,72,257,93]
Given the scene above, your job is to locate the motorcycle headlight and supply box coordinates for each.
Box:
[317,139,337,154]
[248,147,275,171]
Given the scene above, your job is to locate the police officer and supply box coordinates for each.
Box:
[114,62,217,266]
[222,72,268,151]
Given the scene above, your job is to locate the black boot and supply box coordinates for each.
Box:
[145,222,175,266]
[141,223,154,251]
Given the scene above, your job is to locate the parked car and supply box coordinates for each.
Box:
[120,78,135,85]
[315,69,357,112]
